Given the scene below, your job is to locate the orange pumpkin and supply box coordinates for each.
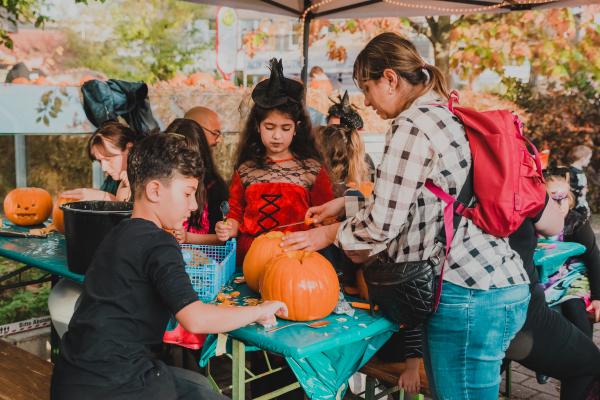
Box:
[243,231,285,292]
[260,251,339,321]
[3,188,53,226]
[52,197,78,233]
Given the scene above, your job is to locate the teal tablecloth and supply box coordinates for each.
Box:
[533,239,586,283]
[0,221,84,282]
[199,280,396,399]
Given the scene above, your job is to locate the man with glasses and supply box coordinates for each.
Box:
[183,106,222,148]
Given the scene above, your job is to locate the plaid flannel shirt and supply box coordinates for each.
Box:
[337,91,528,290]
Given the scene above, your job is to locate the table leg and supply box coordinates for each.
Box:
[232,339,246,400]
[50,275,60,364]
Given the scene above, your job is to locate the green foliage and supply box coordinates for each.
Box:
[0,0,102,48]
[62,0,211,83]
[0,258,49,326]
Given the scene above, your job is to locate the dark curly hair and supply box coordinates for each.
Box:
[165,118,228,232]
[128,133,204,200]
[234,101,322,169]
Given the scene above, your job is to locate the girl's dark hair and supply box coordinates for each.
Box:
[87,120,138,161]
[128,133,203,200]
[165,118,228,232]
[235,101,321,168]
[353,32,450,104]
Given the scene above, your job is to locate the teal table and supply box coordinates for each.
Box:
[0,222,83,286]
[199,280,396,400]
[533,239,586,283]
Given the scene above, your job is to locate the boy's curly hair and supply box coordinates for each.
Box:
[128,133,204,199]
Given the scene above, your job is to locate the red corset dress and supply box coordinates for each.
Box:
[227,158,334,265]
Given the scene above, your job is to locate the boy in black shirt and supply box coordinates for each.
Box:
[51,133,287,400]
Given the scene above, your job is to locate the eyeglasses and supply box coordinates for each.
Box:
[200,125,222,139]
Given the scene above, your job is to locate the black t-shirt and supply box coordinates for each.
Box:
[508,195,549,285]
[54,218,199,390]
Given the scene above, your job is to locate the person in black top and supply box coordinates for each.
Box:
[507,195,600,399]
[51,133,287,400]
[166,118,229,244]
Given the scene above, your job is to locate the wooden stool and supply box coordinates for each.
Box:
[354,356,429,400]
[0,339,53,400]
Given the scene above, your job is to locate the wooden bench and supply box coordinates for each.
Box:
[354,356,429,400]
[0,339,52,400]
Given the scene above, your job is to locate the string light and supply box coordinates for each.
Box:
[298,0,560,62]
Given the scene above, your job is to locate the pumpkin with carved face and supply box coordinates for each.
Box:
[3,188,53,226]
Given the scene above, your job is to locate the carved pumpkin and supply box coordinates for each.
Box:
[3,188,53,226]
[52,197,78,233]
[260,251,339,321]
[243,231,285,292]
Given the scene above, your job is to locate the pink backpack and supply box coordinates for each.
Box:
[426,92,547,238]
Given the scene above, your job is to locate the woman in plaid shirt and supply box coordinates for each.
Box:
[282,33,530,399]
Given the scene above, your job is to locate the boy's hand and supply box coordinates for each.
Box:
[215,220,233,242]
[255,301,288,327]
[398,367,421,394]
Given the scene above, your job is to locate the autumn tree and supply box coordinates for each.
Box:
[62,0,210,83]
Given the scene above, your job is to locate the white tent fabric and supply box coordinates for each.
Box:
[189,0,599,18]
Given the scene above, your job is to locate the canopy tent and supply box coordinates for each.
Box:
[188,0,598,83]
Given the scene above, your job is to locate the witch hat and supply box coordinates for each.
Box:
[252,58,304,108]
[327,91,363,130]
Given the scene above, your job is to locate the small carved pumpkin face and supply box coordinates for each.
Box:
[3,188,53,226]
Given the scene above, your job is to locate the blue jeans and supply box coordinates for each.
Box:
[423,282,530,400]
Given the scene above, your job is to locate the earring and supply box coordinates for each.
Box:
[388,86,393,95]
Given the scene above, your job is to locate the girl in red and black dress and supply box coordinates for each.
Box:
[216,59,334,265]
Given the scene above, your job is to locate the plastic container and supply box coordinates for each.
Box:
[181,240,236,302]
[61,201,133,274]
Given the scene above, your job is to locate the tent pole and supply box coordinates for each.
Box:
[301,1,312,87]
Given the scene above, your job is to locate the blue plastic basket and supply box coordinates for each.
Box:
[180,239,236,302]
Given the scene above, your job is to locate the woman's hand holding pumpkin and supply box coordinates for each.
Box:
[255,300,288,327]
[61,188,114,201]
[280,224,339,252]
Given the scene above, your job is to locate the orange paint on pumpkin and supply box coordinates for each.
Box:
[3,188,53,226]
[243,231,286,292]
[52,197,78,233]
[259,251,339,321]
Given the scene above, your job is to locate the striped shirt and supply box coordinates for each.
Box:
[336,91,528,290]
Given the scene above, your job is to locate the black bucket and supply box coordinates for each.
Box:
[61,201,133,274]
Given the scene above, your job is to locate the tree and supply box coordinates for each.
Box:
[239,6,599,88]
[450,8,600,87]
[0,0,101,49]
[61,0,210,83]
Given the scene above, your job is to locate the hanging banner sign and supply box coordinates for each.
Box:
[0,316,51,337]
[216,7,238,80]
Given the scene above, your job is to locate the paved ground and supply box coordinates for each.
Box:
[498,214,600,399]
